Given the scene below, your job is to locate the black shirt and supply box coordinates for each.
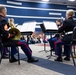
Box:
[0,15,18,46]
[0,15,9,39]
[58,17,76,33]
[58,17,76,42]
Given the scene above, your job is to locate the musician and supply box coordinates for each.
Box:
[2,18,18,58]
[48,19,63,53]
[0,6,38,63]
[54,9,76,62]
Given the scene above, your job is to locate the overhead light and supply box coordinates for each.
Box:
[49,12,62,15]
[7,1,22,5]
[42,0,49,2]
[68,0,75,2]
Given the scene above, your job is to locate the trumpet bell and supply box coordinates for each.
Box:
[9,28,21,40]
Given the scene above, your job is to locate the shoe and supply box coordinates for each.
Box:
[64,57,70,61]
[28,57,38,63]
[10,57,18,63]
[54,57,63,62]
[2,54,9,59]
[51,48,54,51]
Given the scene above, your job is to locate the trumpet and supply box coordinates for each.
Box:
[8,18,21,40]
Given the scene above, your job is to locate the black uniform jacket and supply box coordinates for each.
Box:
[58,17,76,42]
[0,15,18,46]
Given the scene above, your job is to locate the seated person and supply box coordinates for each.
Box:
[48,19,63,52]
[0,6,38,63]
[42,34,48,43]
[54,9,76,62]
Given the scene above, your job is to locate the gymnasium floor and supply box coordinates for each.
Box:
[0,43,76,75]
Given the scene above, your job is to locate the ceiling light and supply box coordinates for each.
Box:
[42,0,49,2]
[68,0,75,2]
[7,1,22,5]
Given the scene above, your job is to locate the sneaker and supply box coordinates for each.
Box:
[28,57,38,63]
[64,57,70,61]
[54,57,63,62]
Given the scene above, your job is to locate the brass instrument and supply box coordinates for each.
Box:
[8,18,21,40]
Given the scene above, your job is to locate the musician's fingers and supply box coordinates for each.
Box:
[8,33,11,38]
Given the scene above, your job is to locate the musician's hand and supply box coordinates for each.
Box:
[61,35,64,37]
[9,32,16,38]
[10,34,15,38]
[8,33,11,38]
[60,24,63,28]
[4,24,9,31]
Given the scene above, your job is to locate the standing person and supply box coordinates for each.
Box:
[54,9,76,62]
[0,6,38,63]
